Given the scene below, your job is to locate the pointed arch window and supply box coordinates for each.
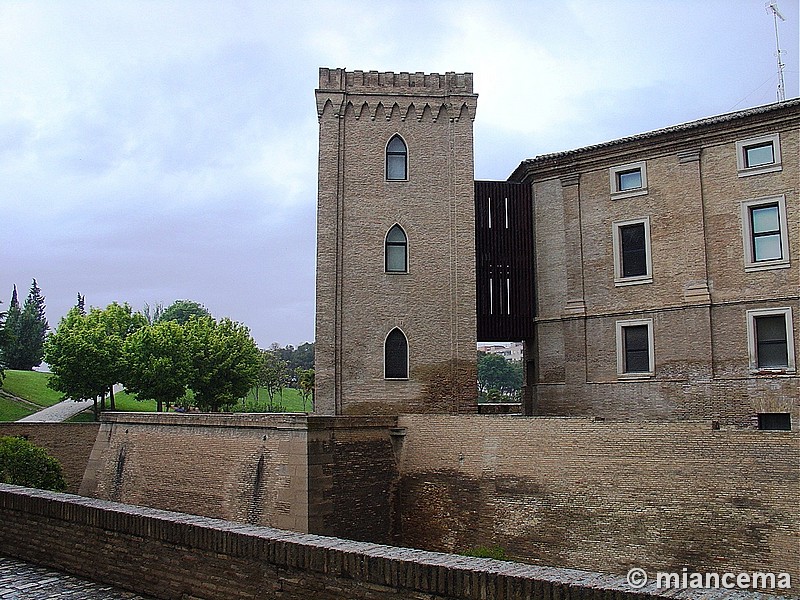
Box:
[385,328,409,379]
[386,135,407,180]
[385,225,408,273]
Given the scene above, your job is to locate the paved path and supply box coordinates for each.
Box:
[16,385,124,423]
[0,556,156,599]
[16,399,95,422]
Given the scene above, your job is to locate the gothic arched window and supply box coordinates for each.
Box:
[385,225,408,273]
[385,328,409,379]
[386,135,407,180]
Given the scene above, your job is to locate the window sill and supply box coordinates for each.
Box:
[737,164,782,178]
[611,188,648,200]
[384,377,409,381]
[617,372,655,380]
[614,276,653,287]
[744,260,790,273]
[749,368,796,376]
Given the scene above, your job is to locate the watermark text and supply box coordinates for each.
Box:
[626,567,792,591]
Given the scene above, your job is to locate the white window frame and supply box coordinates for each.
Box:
[735,133,782,177]
[740,195,790,272]
[616,318,655,378]
[384,224,409,274]
[385,134,408,182]
[612,216,653,286]
[609,161,648,199]
[746,307,796,374]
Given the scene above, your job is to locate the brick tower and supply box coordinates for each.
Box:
[314,68,478,415]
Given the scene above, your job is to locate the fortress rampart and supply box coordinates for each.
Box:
[1,414,796,593]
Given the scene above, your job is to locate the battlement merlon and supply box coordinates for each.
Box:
[318,67,474,96]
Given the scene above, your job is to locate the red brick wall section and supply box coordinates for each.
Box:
[0,483,702,600]
[396,415,800,588]
[0,423,100,493]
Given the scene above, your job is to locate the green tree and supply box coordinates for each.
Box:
[185,317,260,412]
[0,436,66,491]
[270,342,315,373]
[0,303,6,382]
[124,320,191,413]
[158,300,211,325]
[92,303,147,410]
[296,367,315,411]
[45,303,145,419]
[45,307,109,420]
[11,279,50,370]
[477,353,523,397]
[1,285,21,369]
[257,349,288,406]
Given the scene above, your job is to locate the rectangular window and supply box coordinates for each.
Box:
[612,217,652,286]
[741,195,789,271]
[746,308,795,373]
[617,169,642,191]
[736,133,781,176]
[745,142,774,168]
[610,161,648,198]
[755,315,789,368]
[758,413,791,431]
[750,204,782,261]
[616,319,654,377]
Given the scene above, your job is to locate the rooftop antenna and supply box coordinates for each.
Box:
[766,1,786,102]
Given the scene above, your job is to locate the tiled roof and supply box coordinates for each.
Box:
[517,98,800,167]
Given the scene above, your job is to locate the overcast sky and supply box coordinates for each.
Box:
[2,0,798,349]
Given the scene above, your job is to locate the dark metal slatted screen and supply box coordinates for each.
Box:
[475,181,535,341]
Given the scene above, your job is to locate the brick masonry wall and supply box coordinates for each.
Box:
[315,67,478,416]
[526,105,799,424]
[0,483,721,600]
[0,423,100,493]
[395,414,800,589]
[78,413,398,543]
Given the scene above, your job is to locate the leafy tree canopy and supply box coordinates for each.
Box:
[124,319,191,413]
[269,342,314,372]
[257,349,289,404]
[477,352,523,397]
[158,300,212,325]
[45,303,146,417]
[185,317,260,412]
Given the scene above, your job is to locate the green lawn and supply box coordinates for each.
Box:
[2,370,64,407]
[0,395,37,421]
[1,369,313,417]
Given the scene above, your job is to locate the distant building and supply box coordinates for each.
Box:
[478,343,523,362]
[315,67,799,428]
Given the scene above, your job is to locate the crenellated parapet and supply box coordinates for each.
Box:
[319,67,473,94]
[316,67,477,122]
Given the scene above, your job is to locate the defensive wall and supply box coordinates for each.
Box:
[0,414,797,595]
[0,483,754,600]
[0,422,99,493]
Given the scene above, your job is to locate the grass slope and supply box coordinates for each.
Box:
[0,395,37,421]
[2,370,64,407]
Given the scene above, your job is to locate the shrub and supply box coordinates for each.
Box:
[0,436,66,492]
[461,546,509,560]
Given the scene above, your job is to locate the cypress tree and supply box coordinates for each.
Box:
[19,279,49,370]
[76,293,86,315]
[2,286,22,369]
[5,280,50,370]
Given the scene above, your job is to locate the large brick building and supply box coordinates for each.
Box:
[315,67,799,428]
